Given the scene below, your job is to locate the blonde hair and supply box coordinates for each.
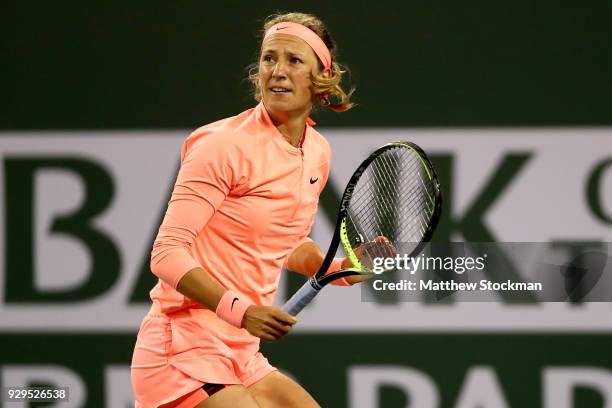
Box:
[248,12,355,112]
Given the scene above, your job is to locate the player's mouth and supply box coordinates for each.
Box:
[270,87,291,93]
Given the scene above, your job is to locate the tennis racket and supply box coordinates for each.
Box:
[282,141,442,315]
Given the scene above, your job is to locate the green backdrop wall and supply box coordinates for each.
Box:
[3,0,612,129]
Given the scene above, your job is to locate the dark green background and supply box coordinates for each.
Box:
[3,0,611,129]
[1,334,609,407]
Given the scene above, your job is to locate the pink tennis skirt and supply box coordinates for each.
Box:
[131,305,276,407]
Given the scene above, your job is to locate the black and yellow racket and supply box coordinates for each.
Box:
[282,141,442,315]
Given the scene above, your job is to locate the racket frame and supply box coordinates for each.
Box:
[282,141,442,314]
[317,141,442,286]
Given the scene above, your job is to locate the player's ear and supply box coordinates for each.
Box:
[322,67,332,78]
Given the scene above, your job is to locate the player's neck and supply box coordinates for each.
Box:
[269,110,310,147]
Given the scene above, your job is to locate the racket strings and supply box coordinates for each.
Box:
[354,158,399,240]
[346,169,395,247]
[351,151,425,224]
[349,155,413,240]
[394,175,435,235]
[348,151,419,233]
[345,146,438,269]
[350,152,428,239]
[368,153,431,246]
[346,158,402,239]
[375,153,431,232]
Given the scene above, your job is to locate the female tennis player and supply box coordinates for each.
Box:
[131,12,358,408]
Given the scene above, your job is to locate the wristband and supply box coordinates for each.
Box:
[326,257,351,286]
[215,290,252,328]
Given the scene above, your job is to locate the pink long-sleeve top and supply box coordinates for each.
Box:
[149,102,331,315]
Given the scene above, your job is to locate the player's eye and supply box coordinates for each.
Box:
[291,57,303,64]
[262,55,273,62]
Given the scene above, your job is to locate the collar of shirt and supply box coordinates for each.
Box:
[255,102,316,153]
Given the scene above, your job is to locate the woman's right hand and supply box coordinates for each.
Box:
[241,305,297,341]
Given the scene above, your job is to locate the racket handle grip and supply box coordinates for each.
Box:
[281,278,321,316]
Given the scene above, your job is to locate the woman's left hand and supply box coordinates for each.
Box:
[341,236,397,285]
